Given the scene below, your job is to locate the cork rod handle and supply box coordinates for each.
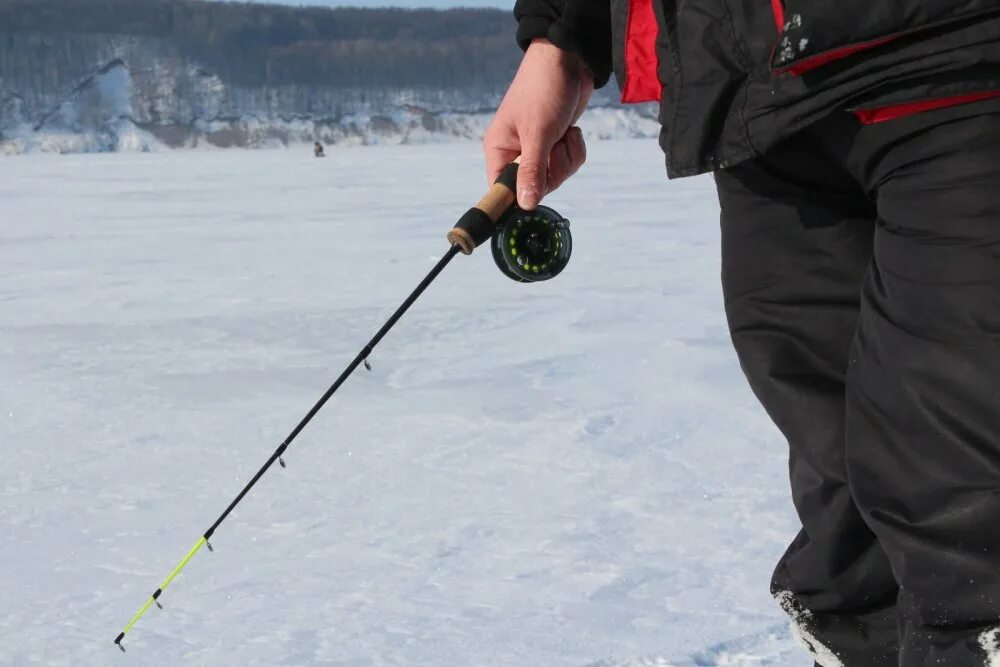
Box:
[447,160,520,255]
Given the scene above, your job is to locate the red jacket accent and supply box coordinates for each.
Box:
[778,34,903,76]
[854,90,1000,124]
[770,0,785,31]
[620,0,662,104]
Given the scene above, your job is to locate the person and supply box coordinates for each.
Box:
[314,141,325,158]
[483,1,1000,664]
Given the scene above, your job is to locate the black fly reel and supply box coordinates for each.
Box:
[491,205,572,282]
[445,162,573,283]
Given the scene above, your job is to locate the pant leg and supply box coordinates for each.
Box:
[843,108,1000,665]
[716,135,899,666]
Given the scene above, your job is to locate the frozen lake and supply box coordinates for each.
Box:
[0,141,804,665]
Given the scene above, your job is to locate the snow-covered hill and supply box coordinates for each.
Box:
[0,33,660,155]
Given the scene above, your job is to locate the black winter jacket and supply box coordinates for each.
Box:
[514,0,1000,177]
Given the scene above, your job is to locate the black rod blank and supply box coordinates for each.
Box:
[115,245,463,652]
[205,243,461,540]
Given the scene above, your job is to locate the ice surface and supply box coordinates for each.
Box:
[0,140,804,665]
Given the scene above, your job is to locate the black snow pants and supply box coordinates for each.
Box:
[715,102,1000,666]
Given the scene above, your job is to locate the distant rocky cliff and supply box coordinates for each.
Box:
[0,1,658,154]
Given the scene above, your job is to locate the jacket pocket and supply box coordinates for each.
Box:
[771,0,1000,75]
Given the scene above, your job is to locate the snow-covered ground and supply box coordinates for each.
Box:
[0,141,804,665]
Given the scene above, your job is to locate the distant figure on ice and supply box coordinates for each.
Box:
[314,142,325,158]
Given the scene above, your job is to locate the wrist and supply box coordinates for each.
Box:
[527,38,593,81]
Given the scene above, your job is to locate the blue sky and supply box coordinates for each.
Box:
[240,0,512,9]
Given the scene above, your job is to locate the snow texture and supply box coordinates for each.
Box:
[773,591,842,667]
[981,627,1000,667]
[0,140,804,665]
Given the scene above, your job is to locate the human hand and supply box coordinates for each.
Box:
[483,38,593,209]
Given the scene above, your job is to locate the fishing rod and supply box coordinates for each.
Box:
[113,162,572,652]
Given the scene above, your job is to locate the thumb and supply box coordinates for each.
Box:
[516,136,549,210]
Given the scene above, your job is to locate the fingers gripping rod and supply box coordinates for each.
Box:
[112,164,521,652]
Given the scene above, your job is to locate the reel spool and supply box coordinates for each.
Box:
[491,205,571,283]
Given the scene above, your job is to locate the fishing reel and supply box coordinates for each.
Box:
[491,205,571,282]
[447,163,572,283]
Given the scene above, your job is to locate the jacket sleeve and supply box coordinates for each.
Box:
[514,0,613,88]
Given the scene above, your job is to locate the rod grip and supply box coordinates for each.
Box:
[447,163,519,255]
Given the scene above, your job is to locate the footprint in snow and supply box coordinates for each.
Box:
[582,623,798,667]
[583,415,616,438]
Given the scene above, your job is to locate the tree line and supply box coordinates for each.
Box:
[0,0,522,88]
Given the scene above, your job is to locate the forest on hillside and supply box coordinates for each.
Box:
[0,0,522,88]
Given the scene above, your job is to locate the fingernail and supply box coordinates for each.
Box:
[519,187,538,209]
